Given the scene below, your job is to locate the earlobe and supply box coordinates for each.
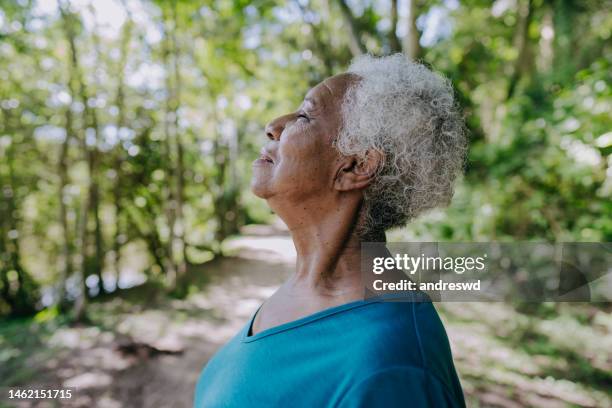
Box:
[334,149,384,192]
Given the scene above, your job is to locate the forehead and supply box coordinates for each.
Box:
[303,73,357,108]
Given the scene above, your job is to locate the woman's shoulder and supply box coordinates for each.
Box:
[347,301,457,376]
[342,300,464,406]
[355,297,449,347]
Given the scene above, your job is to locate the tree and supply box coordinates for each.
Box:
[335,0,367,56]
[59,0,91,320]
[110,4,133,287]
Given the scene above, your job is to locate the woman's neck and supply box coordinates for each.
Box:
[250,197,386,335]
[282,198,384,300]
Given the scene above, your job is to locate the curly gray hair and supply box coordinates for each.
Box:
[335,54,467,237]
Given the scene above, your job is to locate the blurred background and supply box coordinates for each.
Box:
[0,0,610,407]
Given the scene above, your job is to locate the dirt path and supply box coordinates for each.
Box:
[3,226,294,408]
[107,231,295,408]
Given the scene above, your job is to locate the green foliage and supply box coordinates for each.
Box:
[393,0,611,242]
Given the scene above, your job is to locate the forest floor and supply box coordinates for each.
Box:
[1,225,611,408]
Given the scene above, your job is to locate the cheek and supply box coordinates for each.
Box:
[280,124,330,163]
[278,133,328,177]
[275,135,337,195]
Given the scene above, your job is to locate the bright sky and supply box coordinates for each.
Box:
[30,0,456,47]
[33,0,162,43]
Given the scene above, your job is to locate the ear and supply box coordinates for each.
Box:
[334,149,384,192]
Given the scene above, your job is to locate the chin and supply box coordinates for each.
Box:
[251,164,276,197]
[250,179,273,199]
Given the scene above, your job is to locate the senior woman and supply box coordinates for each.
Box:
[194,54,467,407]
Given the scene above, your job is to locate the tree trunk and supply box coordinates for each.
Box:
[507,0,534,99]
[57,108,73,309]
[170,1,188,275]
[74,177,90,321]
[552,0,575,83]
[403,0,422,60]
[336,0,367,56]
[60,0,90,321]
[88,3,105,296]
[0,110,38,317]
[90,173,104,295]
[112,9,133,289]
[295,2,335,77]
[388,0,402,53]
[212,135,228,248]
[161,8,178,288]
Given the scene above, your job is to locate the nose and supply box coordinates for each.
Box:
[264,113,293,141]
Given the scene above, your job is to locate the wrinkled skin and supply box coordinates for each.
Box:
[252,73,353,205]
[249,74,384,335]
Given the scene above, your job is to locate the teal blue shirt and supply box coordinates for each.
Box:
[194,297,464,407]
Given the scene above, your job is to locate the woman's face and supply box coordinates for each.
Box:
[251,74,354,206]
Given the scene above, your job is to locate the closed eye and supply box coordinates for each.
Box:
[297,113,310,122]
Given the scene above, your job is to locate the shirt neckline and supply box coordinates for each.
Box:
[241,297,382,343]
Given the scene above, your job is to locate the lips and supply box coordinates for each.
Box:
[258,148,274,164]
[259,153,274,164]
[253,149,274,167]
